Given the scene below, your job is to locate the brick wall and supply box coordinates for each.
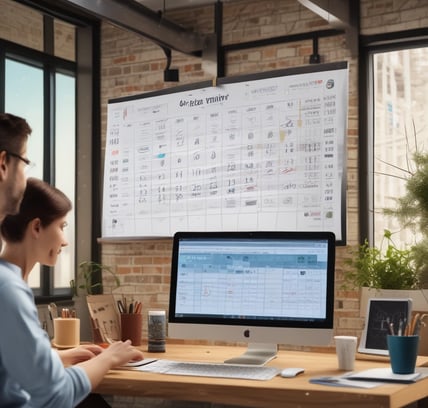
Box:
[100,0,362,349]
[99,2,428,358]
[2,0,426,406]
[102,239,172,339]
[360,0,428,34]
[0,0,43,50]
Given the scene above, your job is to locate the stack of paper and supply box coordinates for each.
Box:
[346,368,422,383]
[310,367,428,389]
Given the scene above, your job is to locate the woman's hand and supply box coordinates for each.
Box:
[78,340,144,389]
[102,340,144,368]
[57,344,104,366]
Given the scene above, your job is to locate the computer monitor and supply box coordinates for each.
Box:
[168,231,336,365]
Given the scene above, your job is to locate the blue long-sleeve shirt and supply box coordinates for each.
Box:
[0,259,91,407]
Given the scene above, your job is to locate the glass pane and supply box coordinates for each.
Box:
[5,59,44,179]
[54,72,76,289]
[5,58,44,288]
[373,47,428,247]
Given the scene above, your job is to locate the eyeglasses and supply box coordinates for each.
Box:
[5,151,35,173]
[6,151,31,166]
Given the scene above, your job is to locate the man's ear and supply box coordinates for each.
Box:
[0,151,8,181]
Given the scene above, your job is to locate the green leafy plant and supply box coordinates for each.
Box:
[367,121,428,289]
[380,148,428,288]
[383,151,428,234]
[70,261,120,296]
[344,229,419,290]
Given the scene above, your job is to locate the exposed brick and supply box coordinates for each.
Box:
[67,3,428,406]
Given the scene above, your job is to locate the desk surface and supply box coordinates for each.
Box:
[96,344,428,408]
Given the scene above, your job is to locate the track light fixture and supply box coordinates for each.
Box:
[162,47,179,82]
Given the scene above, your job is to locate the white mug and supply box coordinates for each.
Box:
[334,335,357,371]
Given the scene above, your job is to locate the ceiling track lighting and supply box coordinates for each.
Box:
[162,46,179,82]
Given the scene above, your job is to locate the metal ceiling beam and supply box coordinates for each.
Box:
[58,0,206,56]
[298,0,349,29]
[297,0,359,57]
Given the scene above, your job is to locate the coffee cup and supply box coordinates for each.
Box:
[334,335,357,371]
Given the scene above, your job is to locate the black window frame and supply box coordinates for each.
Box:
[359,28,428,246]
[1,40,76,300]
[0,2,102,303]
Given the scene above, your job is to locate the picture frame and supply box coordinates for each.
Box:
[358,298,412,356]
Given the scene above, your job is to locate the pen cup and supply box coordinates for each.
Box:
[387,335,419,374]
[53,318,80,349]
[120,313,143,346]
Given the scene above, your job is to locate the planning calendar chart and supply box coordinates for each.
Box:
[102,62,348,242]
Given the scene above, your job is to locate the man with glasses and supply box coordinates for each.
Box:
[0,113,32,222]
[0,177,144,407]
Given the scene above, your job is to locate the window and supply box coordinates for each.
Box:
[0,0,99,301]
[2,50,76,297]
[5,58,44,288]
[366,43,428,248]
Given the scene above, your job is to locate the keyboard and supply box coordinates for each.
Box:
[161,361,279,380]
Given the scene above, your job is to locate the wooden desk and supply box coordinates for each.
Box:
[96,344,428,408]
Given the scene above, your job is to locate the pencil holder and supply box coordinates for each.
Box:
[53,318,80,349]
[120,313,143,346]
[387,335,419,374]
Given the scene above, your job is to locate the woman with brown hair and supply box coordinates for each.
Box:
[0,177,143,407]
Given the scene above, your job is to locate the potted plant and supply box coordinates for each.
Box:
[70,260,120,296]
[343,229,428,316]
[345,129,428,315]
[70,261,121,342]
[344,229,419,291]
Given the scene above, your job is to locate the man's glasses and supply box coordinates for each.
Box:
[7,151,31,166]
[5,151,35,173]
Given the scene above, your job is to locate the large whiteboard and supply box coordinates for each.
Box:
[102,62,348,242]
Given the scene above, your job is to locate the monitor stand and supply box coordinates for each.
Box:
[224,343,277,366]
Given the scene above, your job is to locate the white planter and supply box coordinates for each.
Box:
[359,287,428,317]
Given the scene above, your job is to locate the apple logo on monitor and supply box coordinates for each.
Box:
[244,329,250,338]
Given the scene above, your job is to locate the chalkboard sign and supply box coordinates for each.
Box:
[102,62,348,241]
[358,298,412,356]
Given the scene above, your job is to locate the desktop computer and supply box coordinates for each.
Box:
[168,230,336,365]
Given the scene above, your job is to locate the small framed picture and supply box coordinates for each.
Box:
[358,298,412,356]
